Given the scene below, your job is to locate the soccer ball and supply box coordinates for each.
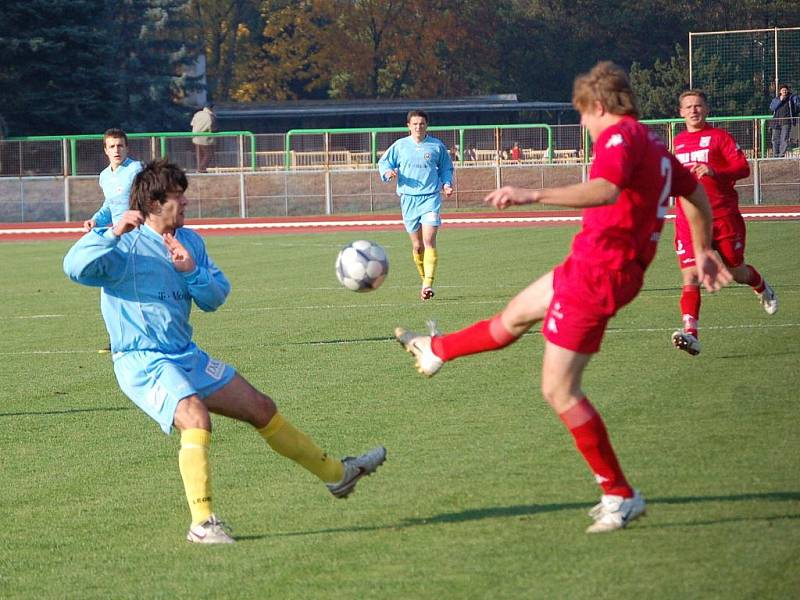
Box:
[335,240,389,292]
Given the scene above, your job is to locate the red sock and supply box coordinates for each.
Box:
[431,314,517,361]
[680,284,700,337]
[559,398,633,498]
[746,265,765,293]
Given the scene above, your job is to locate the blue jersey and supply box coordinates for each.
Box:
[92,157,143,226]
[378,135,453,197]
[63,225,230,354]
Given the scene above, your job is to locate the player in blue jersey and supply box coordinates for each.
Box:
[379,110,454,300]
[82,129,144,352]
[82,129,143,231]
[63,159,386,544]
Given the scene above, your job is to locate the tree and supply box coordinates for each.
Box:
[630,44,690,119]
[317,0,500,99]
[0,0,118,134]
[234,0,332,101]
[186,0,262,102]
[236,0,501,101]
[106,0,199,132]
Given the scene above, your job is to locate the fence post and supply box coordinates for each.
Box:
[62,138,70,222]
[494,128,502,188]
[64,176,71,222]
[239,135,246,217]
[70,139,78,176]
[325,170,332,215]
[753,159,761,205]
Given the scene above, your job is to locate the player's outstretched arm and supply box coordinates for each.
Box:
[678,191,733,293]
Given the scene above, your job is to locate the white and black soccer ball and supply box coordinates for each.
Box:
[335,240,389,292]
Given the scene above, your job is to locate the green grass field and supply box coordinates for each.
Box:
[1,221,798,599]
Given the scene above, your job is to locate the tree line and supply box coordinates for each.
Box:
[0,0,795,136]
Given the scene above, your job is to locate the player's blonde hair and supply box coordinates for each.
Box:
[679,89,708,107]
[572,61,639,118]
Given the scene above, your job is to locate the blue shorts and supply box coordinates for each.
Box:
[113,343,236,434]
[400,193,442,233]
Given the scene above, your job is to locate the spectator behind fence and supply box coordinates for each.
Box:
[191,103,217,172]
[449,144,460,162]
[510,141,522,162]
[769,84,800,158]
[466,145,477,162]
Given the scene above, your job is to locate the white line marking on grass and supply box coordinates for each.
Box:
[3,322,797,356]
[608,322,800,334]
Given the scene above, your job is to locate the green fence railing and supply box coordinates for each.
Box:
[7,131,258,175]
[284,123,554,170]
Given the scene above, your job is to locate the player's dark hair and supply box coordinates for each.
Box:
[130,159,188,215]
[407,110,429,123]
[679,89,708,106]
[778,83,790,91]
[103,128,128,146]
[572,61,639,118]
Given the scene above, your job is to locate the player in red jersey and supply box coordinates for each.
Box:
[394,62,732,533]
[670,90,778,356]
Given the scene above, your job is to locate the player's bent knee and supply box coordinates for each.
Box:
[174,395,212,431]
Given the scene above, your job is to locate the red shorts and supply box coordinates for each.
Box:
[674,211,747,269]
[542,257,643,354]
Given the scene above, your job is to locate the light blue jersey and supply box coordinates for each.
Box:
[378,135,453,232]
[63,224,229,353]
[378,135,453,196]
[63,224,234,433]
[92,157,143,226]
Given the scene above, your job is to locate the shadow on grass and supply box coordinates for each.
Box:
[234,491,800,541]
[0,406,132,418]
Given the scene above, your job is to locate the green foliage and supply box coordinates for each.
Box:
[631,44,690,119]
[0,0,118,135]
[2,0,799,134]
[105,0,198,132]
[0,0,196,135]
[0,222,798,597]
[185,0,263,102]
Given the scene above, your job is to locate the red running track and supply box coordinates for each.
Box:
[1,206,798,242]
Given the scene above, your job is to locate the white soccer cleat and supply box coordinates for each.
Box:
[671,330,701,356]
[586,490,646,533]
[757,282,778,315]
[186,514,235,544]
[395,321,444,377]
[326,446,387,499]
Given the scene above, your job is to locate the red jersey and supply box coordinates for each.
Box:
[570,116,698,270]
[673,124,750,218]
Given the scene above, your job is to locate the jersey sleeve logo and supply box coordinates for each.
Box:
[605,133,624,148]
[700,136,711,147]
[424,152,431,160]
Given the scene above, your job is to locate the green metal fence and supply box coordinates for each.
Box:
[2,115,788,178]
[1,116,798,223]
[3,131,257,176]
[283,124,555,170]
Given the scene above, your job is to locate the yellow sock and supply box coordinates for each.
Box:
[423,247,438,288]
[258,413,344,483]
[179,428,213,526]
[412,251,425,282]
